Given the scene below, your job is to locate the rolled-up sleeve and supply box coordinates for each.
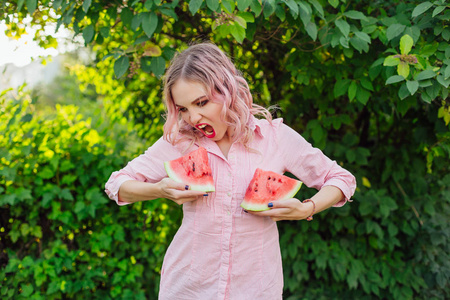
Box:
[105,137,181,205]
[277,122,356,206]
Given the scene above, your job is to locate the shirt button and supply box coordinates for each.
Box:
[227,192,231,197]
[227,210,231,215]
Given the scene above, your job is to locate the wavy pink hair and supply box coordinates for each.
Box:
[163,42,272,148]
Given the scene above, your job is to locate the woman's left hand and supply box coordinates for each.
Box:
[247,198,314,221]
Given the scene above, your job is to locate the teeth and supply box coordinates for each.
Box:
[197,124,207,129]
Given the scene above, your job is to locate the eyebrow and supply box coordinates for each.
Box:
[175,95,207,108]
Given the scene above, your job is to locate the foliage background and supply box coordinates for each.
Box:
[1,0,449,299]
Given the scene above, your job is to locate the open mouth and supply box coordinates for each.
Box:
[196,123,216,138]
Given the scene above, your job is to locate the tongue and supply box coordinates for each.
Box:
[204,125,213,134]
[200,125,215,138]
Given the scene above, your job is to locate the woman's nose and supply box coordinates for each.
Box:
[189,110,202,124]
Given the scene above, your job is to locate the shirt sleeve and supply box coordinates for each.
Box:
[104,137,181,206]
[276,121,356,206]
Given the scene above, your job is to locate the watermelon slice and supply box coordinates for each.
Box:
[240,168,302,211]
[164,147,215,192]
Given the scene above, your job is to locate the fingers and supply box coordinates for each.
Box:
[247,199,301,221]
[161,178,193,191]
[160,178,209,205]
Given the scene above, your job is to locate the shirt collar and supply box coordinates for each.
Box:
[248,115,265,138]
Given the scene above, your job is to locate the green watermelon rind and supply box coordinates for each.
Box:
[164,161,216,192]
[240,181,303,211]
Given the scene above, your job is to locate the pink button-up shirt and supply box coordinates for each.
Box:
[105,117,356,299]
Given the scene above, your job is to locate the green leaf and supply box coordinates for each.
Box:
[26,0,37,14]
[114,56,130,78]
[263,0,276,18]
[348,81,357,101]
[99,26,110,38]
[334,79,351,97]
[414,70,436,81]
[189,0,203,15]
[275,4,286,21]
[398,83,410,100]
[308,0,324,18]
[397,62,410,78]
[328,0,339,9]
[406,80,419,95]
[432,6,446,17]
[250,0,263,16]
[238,12,255,23]
[233,16,247,28]
[82,0,92,13]
[237,0,251,11]
[386,75,405,85]
[445,65,450,79]
[21,284,34,297]
[121,7,133,28]
[399,34,414,55]
[283,0,299,16]
[344,10,368,22]
[335,19,350,37]
[144,0,153,10]
[360,77,374,91]
[411,1,433,18]
[339,36,349,48]
[61,188,74,201]
[38,167,54,179]
[350,36,369,53]
[355,31,371,44]
[403,26,421,43]
[18,0,25,11]
[305,22,318,41]
[231,23,246,43]
[151,56,166,77]
[206,0,220,11]
[83,24,95,44]
[131,13,144,31]
[159,8,178,20]
[142,12,158,38]
[356,86,370,105]
[436,75,450,88]
[386,24,406,41]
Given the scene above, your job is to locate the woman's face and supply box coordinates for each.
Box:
[171,79,230,142]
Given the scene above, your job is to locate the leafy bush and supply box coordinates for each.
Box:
[0,89,182,299]
[1,0,449,299]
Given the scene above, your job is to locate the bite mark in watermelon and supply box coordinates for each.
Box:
[164,147,215,192]
[240,168,302,211]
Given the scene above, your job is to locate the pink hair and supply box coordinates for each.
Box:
[162,42,272,148]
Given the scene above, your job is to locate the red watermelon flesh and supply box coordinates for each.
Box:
[164,147,215,192]
[241,168,302,211]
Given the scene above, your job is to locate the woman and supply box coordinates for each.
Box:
[105,42,356,299]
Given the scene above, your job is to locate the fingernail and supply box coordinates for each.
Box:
[203,194,208,197]
[185,185,189,190]
[268,202,273,208]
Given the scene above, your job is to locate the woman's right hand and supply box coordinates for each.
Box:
[158,178,208,205]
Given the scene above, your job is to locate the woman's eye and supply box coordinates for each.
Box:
[198,100,209,107]
[178,107,187,113]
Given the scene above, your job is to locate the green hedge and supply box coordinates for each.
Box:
[0,90,182,299]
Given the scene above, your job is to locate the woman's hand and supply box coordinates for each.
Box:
[157,178,208,205]
[247,198,314,221]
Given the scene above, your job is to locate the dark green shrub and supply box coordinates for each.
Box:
[0,89,182,299]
